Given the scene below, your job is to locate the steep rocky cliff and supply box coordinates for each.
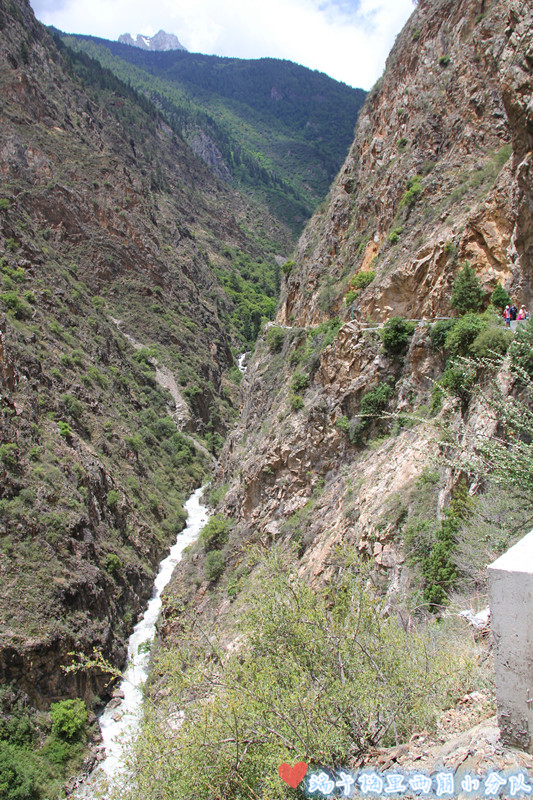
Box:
[0,0,291,712]
[207,0,533,580]
[279,0,530,326]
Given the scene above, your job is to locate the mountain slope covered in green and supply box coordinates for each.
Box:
[56,32,366,234]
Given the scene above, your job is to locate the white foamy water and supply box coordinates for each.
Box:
[237,352,249,374]
[76,486,209,797]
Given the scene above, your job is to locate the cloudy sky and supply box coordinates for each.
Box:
[30,0,415,89]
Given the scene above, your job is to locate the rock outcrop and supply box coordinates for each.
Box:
[118,30,187,52]
[279,0,530,327]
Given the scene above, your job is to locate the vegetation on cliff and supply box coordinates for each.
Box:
[0,0,306,790]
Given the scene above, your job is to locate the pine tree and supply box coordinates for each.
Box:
[451,262,486,314]
[491,283,511,310]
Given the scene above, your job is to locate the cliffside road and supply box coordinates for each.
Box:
[267,317,454,333]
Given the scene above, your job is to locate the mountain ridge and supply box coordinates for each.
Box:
[118,29,187,52]
[56,30,367,233]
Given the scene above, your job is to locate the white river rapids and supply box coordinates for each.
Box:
[75,485,209,797]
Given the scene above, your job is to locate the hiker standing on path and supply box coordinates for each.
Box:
[504,306,511,326]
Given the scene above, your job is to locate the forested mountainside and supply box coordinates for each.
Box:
[118,0,533,797]
[54,32,366,234]
[0,0,308,789]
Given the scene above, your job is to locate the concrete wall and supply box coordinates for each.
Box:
[488,531,533,752]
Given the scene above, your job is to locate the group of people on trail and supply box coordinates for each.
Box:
[504,304,529,325]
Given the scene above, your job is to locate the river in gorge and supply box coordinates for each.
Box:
[74,486,209,798]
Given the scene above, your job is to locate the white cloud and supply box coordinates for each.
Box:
[30,0,414,88]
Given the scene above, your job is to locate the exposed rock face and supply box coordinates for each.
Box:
[189,129,233,183]
[118,30,187,52]
[215,321,440,599]
[152,0,533,784]
[279,0,529,327]
[209,0,533,599]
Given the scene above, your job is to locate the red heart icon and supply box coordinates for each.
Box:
[278,762,308,788]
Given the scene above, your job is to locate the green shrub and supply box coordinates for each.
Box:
[1,292,32,320]
[199,515,231,551]
[444,313,484,357]
[399,175,422,209]
[86,365,108,388]
[28,446,41,461]
[491,283,511,310]
[380,317,416,354]
[281,260,295,276]
[57,421,73,439]
[290,373,309,392]
[71,350,84,366]
[0,741,39,800]
[125,434,142,453]
[265,326,285,353]
[43,736,75,766]
[428,319,455,350]
[396,138,408,150]
[8,268,25,284]
[344,289,358,305]
[106,490,121,509]
[388,227,403,244]
[360,382,394,418]
[0,711,35,749]
[207,483,229,508]
[61,394,84,420]
[336,415,350,434]
[104,553,121,575]
[351,270,375,289]
[0,199,10,211]
[439,55,451,67]
[290,394,304,411]
[48,321,63,336]
[422,480,470,607]
[471,325,512,359]
[450,262,485,314]
[0,444,18,467]
[204,550,225,582]
[59,354,74,369]
[431,366,475,412]
[133,347,157,368]
[444,241,457,258]
[49,698,87,741]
